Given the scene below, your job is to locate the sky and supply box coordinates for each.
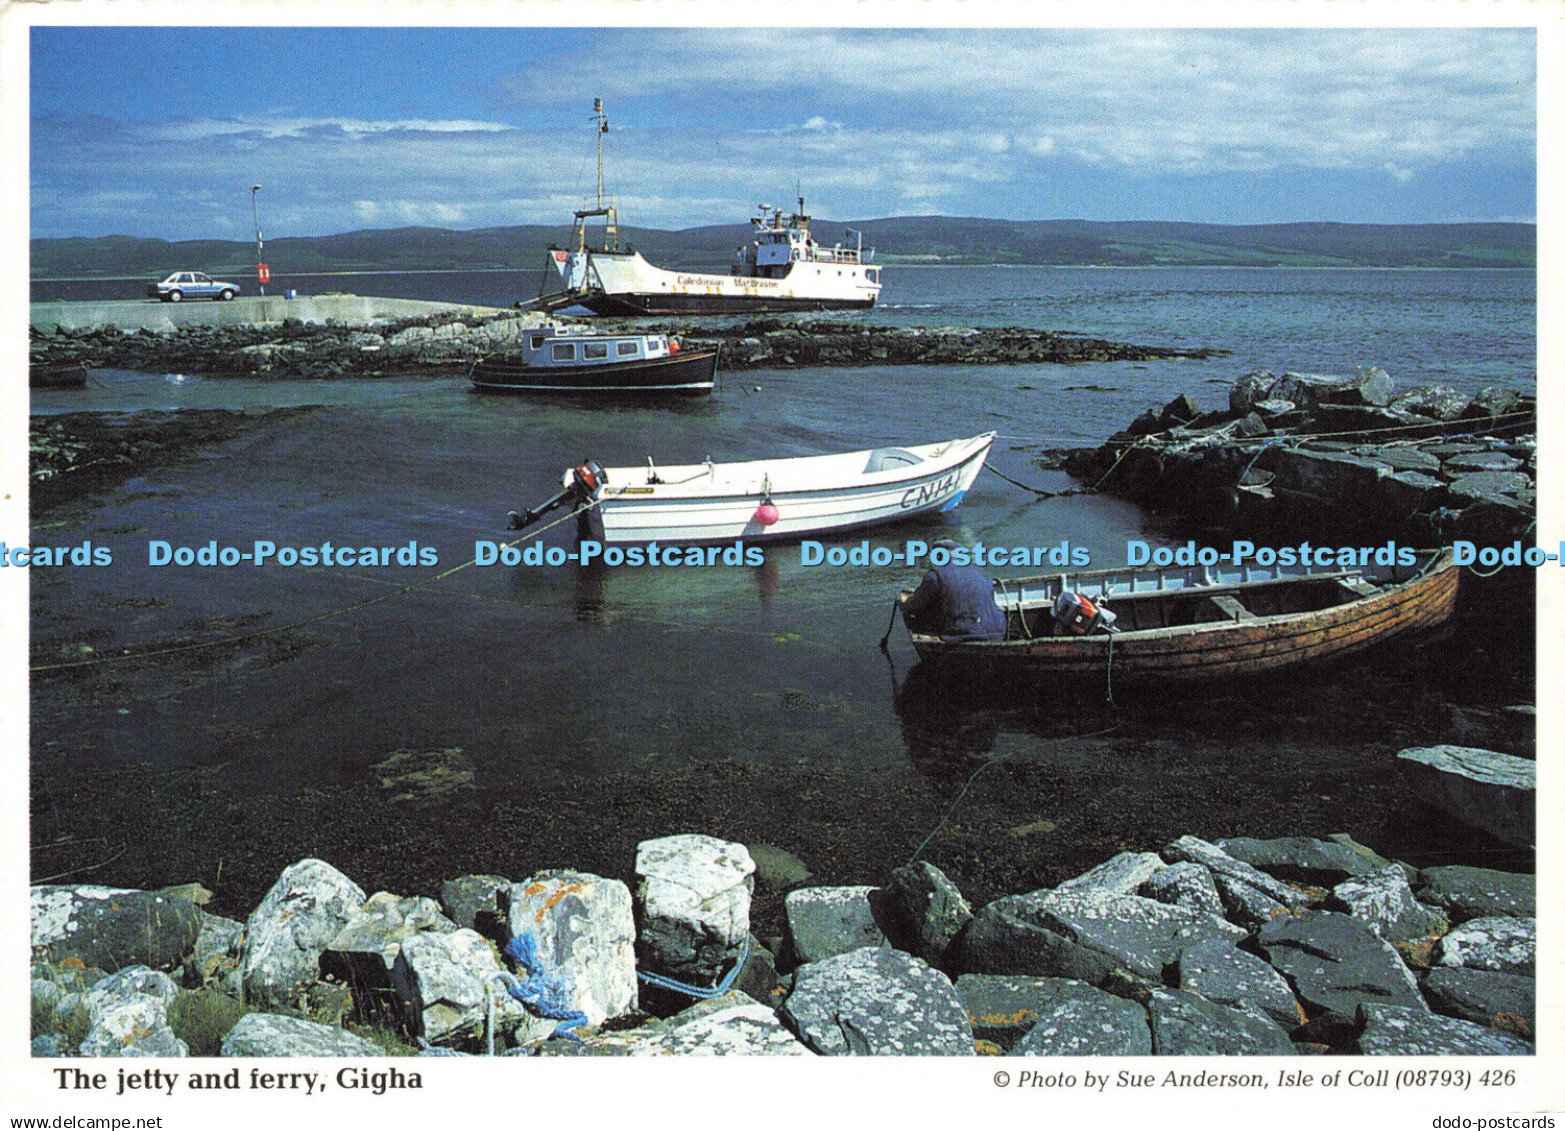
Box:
[28,25,1538,242]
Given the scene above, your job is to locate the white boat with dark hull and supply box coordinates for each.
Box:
[537,100,882,316]
[509,433,995,545]
[470,324,717,395]
[546,199,882,316]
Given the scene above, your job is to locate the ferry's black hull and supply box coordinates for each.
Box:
[470,349,717,395]
[578,292,877,316]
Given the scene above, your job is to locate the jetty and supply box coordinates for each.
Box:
[28,308,1218,380]
[30,294,508,335]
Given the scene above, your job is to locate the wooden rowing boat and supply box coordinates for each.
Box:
[900,548,1458,683]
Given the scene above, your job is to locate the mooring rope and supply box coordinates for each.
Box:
[1091,437,1155,490]
[982,462,1093,498]
[1465,520,1538,579]
[993,577,1031,640]
[904,717,1124,868]
[905,754,1011,867]
[1104,632,1116,704]
[636,936,752,1000]
[877,597,903,650]
[1233,437,1291,488]
[501,931,589,1042]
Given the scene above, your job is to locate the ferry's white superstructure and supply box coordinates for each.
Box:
[539,101,882,315]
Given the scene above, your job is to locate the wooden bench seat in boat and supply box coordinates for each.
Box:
[1197,594,1258,623]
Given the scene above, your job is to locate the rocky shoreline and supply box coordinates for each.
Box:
[29,312,1223,381]
[629,318,1226,369]
[31,813,1534,1058]
[1059,368,1536,546]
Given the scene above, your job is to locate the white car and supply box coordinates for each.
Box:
[147,272,240,302]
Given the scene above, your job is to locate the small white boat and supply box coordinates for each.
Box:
[470,324,717,395]
[510,433,995,545]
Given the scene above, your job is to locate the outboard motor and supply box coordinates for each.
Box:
[1053,591,1118,636]
[569,459,607,498]
[509,459,608,530]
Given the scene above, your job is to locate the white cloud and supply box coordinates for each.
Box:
[352,200,475,226]
[147,116,515,142]
[521,27,1533,178]
[30,27,1535,237]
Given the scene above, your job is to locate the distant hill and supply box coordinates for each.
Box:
[30,217,1535,278]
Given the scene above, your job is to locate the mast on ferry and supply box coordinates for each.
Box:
[593,99,608,216]
[576,98,618,253]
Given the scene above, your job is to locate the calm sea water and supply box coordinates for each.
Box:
[29,267,1537,865]
[34,264,1536,435]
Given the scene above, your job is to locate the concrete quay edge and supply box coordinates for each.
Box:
[30,294,512,334]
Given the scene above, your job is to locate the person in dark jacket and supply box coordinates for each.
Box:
[899,541,1007,642]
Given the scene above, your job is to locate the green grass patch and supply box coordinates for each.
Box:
[167,989,253,1057]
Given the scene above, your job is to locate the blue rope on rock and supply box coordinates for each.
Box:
[503,931,589,1041]
[637,936,751,1000]
[1234,436,1289,487]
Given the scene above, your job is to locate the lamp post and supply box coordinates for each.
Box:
[251,184,265,296]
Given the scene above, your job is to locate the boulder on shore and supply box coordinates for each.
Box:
[1435,917,1535,976]
[1415,866,1534,922]
[784,885,888,964]
[220,1012,387,1057]
[1175,939,1305,1030]
[1013,993,1153,1057]
[504,870,638,1026]
[322,891,458,994]
[1353,1003,1531,1056]
[782,947,973,1056]
[31,886,202,974]
[1421,966,1535,1037]
[241,860,367,1010]
[956,973,1112,1050]
[1395,746,1534,848]
[392,927,539,1049]
[1145,987,1296,1056]
[1256,912,1426,1024]
[1219,835,1398,886]
[1329,866,1449,946]
[439,874,512,938]
[883,860,973,964]
[635,834,754,988]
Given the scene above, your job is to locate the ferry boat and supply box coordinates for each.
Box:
[470,324,717,395]
[538,100,882,316]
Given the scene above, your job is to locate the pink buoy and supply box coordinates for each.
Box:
[755,502,780,526]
